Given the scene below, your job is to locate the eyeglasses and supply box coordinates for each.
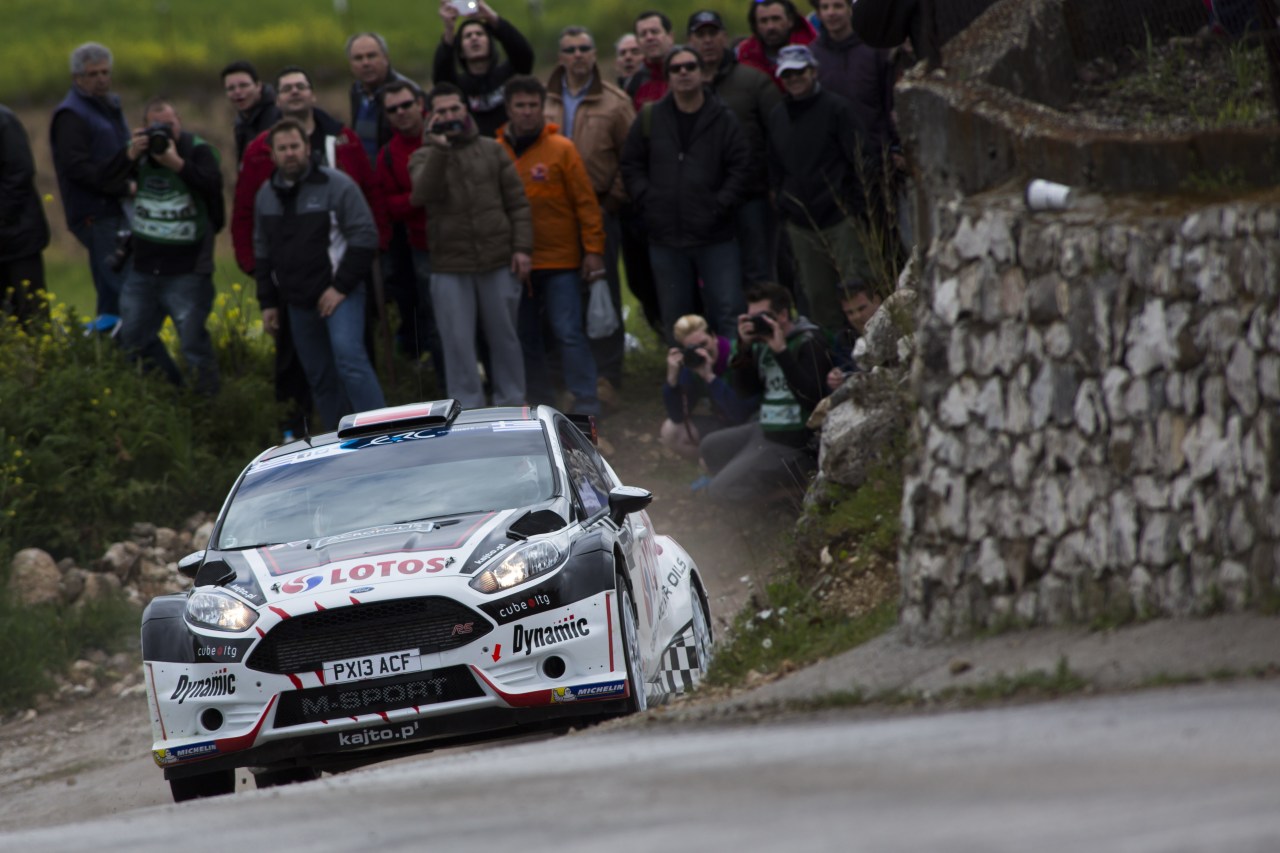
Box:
[667,61,700,75]
[278,82,311,93]
[560,44,594,54]
[384,101,417,114]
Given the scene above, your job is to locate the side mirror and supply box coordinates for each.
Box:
[608,486,653,526]
[176,550,206,580]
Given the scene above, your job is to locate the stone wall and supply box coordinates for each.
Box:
[899,189,1280,638]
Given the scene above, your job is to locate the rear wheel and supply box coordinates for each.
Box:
[690,581,714,685]
[617,575,647,713]
[253,766,321,789]
[169,769,235,802]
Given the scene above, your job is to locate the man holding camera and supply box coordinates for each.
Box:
[114,98,223,395]
[660,314,759,461]
[699,282,833,503]
[409,83,532,409]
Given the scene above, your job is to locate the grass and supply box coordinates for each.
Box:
[0,0,752,105]
[0,595,140,711]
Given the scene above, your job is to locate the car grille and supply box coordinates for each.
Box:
[246,596,493,674]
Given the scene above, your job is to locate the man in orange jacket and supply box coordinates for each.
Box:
[499,75,605,415]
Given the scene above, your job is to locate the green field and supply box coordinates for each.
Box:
[0,0,748,105]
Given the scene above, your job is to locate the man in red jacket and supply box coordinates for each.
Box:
[631,9,674,108]
[735,0,818,88]
[231,66,375,437]
[372,80,445,387]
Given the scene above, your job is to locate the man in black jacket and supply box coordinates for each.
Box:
[767,44,880,334]
[0,105,50,325]
[432,0,534,138]
[620,46,752,342]
[50,42,132,327]
[115,99,223,395]
[688,10,782,285]
[253,119,385,431]
[346,32,420,165]
[221,60,280,165]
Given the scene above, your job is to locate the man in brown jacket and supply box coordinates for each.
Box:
[544,25,636,393]
[409,82,533,408]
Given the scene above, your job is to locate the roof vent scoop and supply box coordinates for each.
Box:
[337,399,463,439]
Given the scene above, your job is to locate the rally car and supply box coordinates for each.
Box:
[141,400,714,801]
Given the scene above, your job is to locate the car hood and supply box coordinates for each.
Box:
[216,510,520,604]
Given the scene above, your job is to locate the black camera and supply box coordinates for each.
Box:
[430,119,463,135]
[108,228,133,274]
[749,312,774,337]
[681,346,706,369]
[146,121,174,156]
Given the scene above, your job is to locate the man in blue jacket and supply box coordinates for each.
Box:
[50,42,132,327]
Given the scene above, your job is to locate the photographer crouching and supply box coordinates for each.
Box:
[113,98,223,395]
[699,282,833,504]
[659,314,759,461]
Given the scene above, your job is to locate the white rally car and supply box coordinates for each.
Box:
[142,400,713,801]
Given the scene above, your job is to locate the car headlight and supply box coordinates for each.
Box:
[470,538,565,594]
[185,590,259,632]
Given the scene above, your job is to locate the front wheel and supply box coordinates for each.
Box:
[689,580,714,686]
[169,769,235,802]
[617,575,647,713]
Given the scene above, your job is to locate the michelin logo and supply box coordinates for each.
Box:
[552,680,626,703]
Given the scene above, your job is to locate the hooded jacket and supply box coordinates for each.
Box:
[431,18,534,138]
[543,65,635,210]
[408,120,532,274]
[232,108,375,275]
[619,90,751,250]
[0,106,50,264]
[498,121,605,271]
[809,29,898,151]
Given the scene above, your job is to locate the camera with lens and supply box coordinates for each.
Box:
[430,119,464,136]
[748,312,774,338]
[145,121,175,157]
[681,345,706,369]
[108,228,133,274]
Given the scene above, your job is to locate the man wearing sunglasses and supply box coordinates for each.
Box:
[620,47,751,343]
[544,25,636,398]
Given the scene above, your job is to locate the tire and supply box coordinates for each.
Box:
[617,575,647,714]
[253,766,321,789]
[689,581,714,684]
[169,769,235,802]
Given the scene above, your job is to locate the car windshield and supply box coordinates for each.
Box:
[214,423,554,549]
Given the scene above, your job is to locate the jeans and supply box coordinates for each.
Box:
[735,194,778,285]
[648,240,745,343]
[699,420,815,504]
[430,268,525,408]
[519,268,600,415]
[70,213,128,317]
[118,269,220,395]
[286,286,386,430]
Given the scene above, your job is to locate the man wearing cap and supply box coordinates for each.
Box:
[736,0,818,88]
[544,25,636,396]
[766,44,881,334]
[620,46,752,342]
[688,9,781,285]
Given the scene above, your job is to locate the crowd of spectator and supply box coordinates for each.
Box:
[3,0,922,506]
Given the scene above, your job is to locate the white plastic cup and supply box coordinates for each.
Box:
[1025,179,1073,211]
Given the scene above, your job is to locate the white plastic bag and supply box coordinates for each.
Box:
[586,278,620,339]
